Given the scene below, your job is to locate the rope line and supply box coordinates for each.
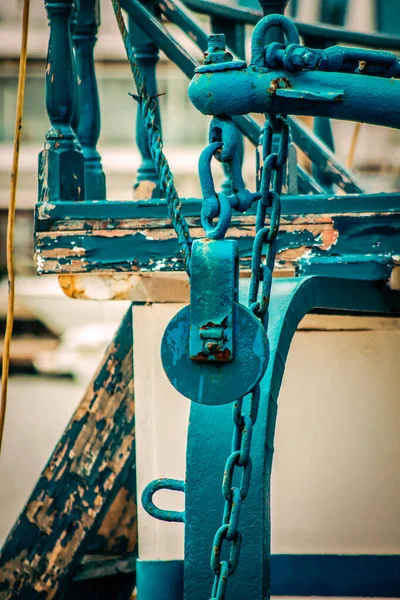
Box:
[111,0,192,274]
[0,0,31,456]
[347,122,362,169]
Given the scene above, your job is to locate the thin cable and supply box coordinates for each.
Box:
[0,0,31,456]
[347,122,361,169]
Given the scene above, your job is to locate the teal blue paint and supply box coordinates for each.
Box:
[38,0,85,203]
[128,11,162,198]
[312,117,335,191]
[74,0,106,201]
[184,277,400,599]
[133,555,400,598]
[36,192,400,222]
[142,479,185,523]
[189,66,400,128]
[36,208,400,279]
[189,240,238,363]
[161,302,269,405]
[271,554,400,597]
[376,0,400,35]
[320,0,349,26]
[136,560,183,600]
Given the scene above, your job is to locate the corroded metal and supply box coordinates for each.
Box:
[0,309,136,599]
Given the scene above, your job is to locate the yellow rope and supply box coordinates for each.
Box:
[0,0,31,456]
[347,122,362,169]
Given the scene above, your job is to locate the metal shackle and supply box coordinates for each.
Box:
[198,141,232,239]
[250,14,301,67]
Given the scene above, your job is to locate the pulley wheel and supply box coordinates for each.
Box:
[161,302,269,405]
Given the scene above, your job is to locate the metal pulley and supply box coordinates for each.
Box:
[161,239,269,405]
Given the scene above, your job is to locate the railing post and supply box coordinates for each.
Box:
[376,0,398,35]
[303,2,349,191]
[73,0,106,200]
[71,2,81,135]
[320,0,349,26]
[258,0,290,41]
[129,8,162,200]
[39,0,85,203]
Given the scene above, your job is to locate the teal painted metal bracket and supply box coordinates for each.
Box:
[134,554,400,598]
[136,560,184,600]
[184,276,400,599]
[142,479,185,523]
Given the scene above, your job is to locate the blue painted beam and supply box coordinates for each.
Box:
[182,0,400,51]
[35,192,400,223]
[189,67,400,129]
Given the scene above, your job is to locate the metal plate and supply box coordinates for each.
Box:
[161,302,269,405]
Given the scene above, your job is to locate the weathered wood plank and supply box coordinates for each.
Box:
[0,309,136,599]
[34,213,400,276]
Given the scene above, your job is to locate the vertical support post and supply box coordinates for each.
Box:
[375,0,398,35]
[303,30,336,191]
[289,0,298,16]
[320,0,349,25]
[38,0,85,203]
[73,0,106,200]
[304,0,350,192]
[129,9,162,200]
[258,1,290,41]
[312,116,335,190]
[70,2,81,135]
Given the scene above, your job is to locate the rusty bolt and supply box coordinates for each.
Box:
[291,47,318,70]
[204,339,222,355]
[204,34,233,65]
[207,34,226,54]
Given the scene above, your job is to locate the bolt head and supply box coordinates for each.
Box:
[207,33,226,53]
[204,340,222,355]
[291,47,317,69]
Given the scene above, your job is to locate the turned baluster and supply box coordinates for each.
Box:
[73,0,106,200]
[129,10,162,200]
[39,0,85,202]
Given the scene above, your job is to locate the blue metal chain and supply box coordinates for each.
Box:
[199,116,258,240]
[111,0,192,275]
[210,115,289,600]
[249,114,289,321]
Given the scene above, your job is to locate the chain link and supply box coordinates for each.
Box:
[210,386,259,600]
[111,0,192,274]
[250,114,289,320]
[210,114,289,600]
